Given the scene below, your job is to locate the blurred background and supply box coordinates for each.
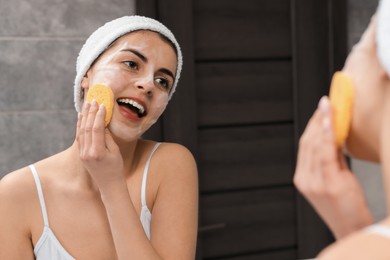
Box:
[0,0,384,259]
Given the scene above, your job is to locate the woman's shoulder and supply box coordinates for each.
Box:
[140,140,198,179]
[0,166,36,199]
[1,151,66,186]
[144,140,196,165]
[0,151,64,203]
[141,141,198,213]
[318,220,390,259]
[159,141,194,157]
[0,166,37,222]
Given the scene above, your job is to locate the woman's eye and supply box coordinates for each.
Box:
[124,61,138,69]
[155,77,171,90]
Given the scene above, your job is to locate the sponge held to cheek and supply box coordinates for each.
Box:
[329,71,355,148]
[86,84,114,126]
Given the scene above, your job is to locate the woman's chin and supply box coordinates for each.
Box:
[108,123,144,143]
[344,140,380,163]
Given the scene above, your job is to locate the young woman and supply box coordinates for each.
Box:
[0,16,198,260]
[294,1,390,258]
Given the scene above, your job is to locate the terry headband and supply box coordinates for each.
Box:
[74,15,183,112]
[377,0,390,76]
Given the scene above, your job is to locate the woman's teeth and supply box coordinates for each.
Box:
[117,98,145,116]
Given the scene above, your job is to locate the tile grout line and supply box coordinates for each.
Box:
[0,36,85,41]
[0,109,76,116]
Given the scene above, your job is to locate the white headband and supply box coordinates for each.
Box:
[74,15,183,112]
[377,0,390,76]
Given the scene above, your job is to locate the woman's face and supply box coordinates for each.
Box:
[81,30,177,142]
[342,18,389,162]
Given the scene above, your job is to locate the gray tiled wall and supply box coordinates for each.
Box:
[347,0,379,48]
[0,0,135,175]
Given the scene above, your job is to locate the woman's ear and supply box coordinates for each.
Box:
[81,73,90,91]
[81,75,89,91]
[379,66,390,81]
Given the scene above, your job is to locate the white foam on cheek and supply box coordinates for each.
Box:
[143,94,168,126]
[89,68,122,87]
[135,94,168,138]
[88,49,132,90]
[91,38,171,139]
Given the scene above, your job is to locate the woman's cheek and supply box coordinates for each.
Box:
[107,87,169,140]
[143,94,168,127]
[152,93,169,117]
[89,67,125,89]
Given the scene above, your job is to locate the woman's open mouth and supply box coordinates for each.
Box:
[117,98,146,118]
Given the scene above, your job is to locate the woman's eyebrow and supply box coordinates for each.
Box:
[121,48,175,80]
[120,48,147,63]
[159,68,175,80]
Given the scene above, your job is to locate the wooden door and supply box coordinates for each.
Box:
[137,0,347,258]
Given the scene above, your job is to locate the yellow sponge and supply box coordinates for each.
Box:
[329,71,354,148]
[86,84,114,126]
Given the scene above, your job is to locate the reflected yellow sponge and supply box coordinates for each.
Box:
[86,84,114,126]
[329,71,354,148]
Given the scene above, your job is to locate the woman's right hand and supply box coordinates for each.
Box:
[76,100,126,194]
[294,96,373,239]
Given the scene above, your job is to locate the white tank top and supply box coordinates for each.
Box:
[29,142,160,260]
[365,223,390,239]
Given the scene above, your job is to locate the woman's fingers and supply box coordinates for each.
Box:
[338,150,349,170]
[91,104,107,154]
[84,100,99,154]
[78,100,109,159]
[295,98,326,188]
[78,102,90,153]
[76,112,82,140]
[91,104,120,156]
[295,96,345,197]
[317,96,346,184]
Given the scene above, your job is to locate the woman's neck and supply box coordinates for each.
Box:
[65,138,140,192]
[112,135,140,173]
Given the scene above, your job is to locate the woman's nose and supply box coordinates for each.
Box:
[135,76,154,96]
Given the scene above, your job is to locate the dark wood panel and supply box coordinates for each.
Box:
[138,0,346,258]
[135,0,157,18]
[197,61,292,127]
[292,0,343,257]
[199,124,294,192]
[142,118,163,141]
[213,249,296,260]
[200,187,296,258]
[194,0,291,60]
[150,0,199,154]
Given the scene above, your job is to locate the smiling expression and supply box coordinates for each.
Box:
[81,30,178,141]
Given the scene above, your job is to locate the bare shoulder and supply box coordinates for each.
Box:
[0,166,36,204]
[318,223,390,259]
[155,142,197,175]
[157,142,196,162]
[0,166,37,228]
[141,141,198,186]
[139,142,198,258]
[1,166,49,259]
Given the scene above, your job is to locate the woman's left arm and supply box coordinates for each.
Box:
[146,143,199,259]
[100,143,198,260]
[77,101,199,259]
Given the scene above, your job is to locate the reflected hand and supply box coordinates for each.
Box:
[294,97,373,239]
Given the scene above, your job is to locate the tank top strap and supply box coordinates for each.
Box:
[141,143,161,208]
[29,164,50,227]
[366,224,390,239]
